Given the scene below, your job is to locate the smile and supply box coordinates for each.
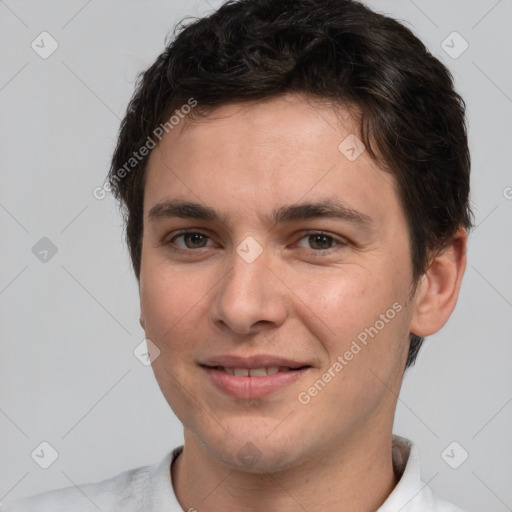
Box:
[211,366,302,377]
[202,365,311,399]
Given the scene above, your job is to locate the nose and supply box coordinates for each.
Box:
[209,243,288,335]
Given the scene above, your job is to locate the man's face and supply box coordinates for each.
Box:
[139,94,416,471]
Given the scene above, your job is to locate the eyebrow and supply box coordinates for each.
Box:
[148,198,373,229]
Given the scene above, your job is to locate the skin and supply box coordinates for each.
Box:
[138,93,467,512]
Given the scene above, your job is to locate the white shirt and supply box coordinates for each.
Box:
[1,435,465,511]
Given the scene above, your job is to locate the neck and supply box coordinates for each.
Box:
[172,427,399,512]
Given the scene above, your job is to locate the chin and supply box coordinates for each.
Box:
[196,419,309,473]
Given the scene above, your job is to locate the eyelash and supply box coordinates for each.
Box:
[165,230,346,256]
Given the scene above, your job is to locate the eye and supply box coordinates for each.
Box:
[165,230,347,255]
[295,231,345,253]
[167,231,213,250]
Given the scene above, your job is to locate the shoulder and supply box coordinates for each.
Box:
[1,463,153,512]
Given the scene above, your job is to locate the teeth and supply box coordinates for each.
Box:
[222,366,287,377]
[248,368,267,377]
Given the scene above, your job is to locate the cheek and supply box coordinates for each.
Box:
[284,264,392,347]
[288,261,411,392]
[139,257,210,346]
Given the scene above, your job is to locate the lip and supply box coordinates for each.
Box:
[202,366,311,399]
[201,354,309,369]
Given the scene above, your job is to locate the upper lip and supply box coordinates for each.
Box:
[200,354,311,369]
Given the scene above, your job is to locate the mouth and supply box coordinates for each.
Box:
[200,363,312,399]
[204,365,310,377]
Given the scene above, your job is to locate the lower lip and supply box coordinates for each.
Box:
[202,366,310,399]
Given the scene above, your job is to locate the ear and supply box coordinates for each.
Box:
[410,228,468,337]
[139,315,145,329]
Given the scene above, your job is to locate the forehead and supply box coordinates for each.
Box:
[143,94,401,228]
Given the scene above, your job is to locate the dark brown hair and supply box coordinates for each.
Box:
[108,0,472,368]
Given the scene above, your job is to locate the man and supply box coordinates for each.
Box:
[4,0,471,510]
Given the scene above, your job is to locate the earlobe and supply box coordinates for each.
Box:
[139,315,145,329]
[410,228,468,337]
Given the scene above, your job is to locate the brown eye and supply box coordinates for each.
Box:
[307,233,335,250]
[170,232,211,249]
[294,231,347,257]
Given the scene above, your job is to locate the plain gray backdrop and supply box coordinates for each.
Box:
[1,0,511,510]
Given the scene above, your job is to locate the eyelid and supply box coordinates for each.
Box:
[165,229,216,249]
[293,230,348,251]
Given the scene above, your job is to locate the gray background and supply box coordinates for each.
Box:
[0,0,511,510]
